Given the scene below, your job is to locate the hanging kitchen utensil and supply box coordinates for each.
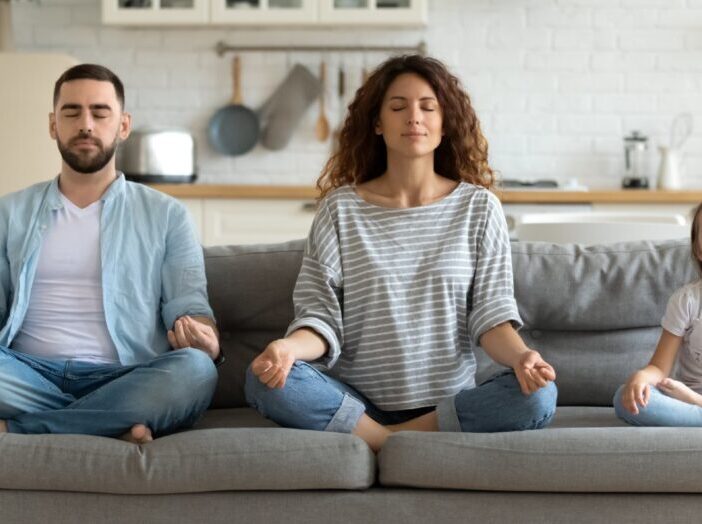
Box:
[259,64,321,151]
[331,64,346,154]
[207,55,259,156]
[315,61,330,142]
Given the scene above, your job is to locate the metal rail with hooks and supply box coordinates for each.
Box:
[214,40,427,56]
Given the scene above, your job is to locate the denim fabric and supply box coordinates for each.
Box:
[436,370,558,432]
[0,175,213,365]
[0,346,217,436]
[245,362,557,433]
[613,384,702,426]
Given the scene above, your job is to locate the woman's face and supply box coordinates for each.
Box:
[375,73,443,161]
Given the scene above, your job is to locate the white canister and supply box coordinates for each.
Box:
[657,146,682,190]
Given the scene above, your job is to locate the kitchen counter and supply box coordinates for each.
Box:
[148,184,702,203]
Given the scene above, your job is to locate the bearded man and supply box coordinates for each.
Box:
[0,64,222,443]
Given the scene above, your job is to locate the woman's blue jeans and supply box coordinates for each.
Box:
[614,384,702,426]
[245,361,558,433]
[0,346,218,437]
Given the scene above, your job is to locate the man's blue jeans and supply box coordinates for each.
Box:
[0,346,218,436]
[614,384,702,426]
[245,361,557,433]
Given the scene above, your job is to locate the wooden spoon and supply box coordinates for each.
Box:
[315,61,330,142]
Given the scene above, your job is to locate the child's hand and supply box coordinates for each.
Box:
[621,373,651,415]
[657,378,702,406]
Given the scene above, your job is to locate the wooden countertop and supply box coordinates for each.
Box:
[148,184,702,203]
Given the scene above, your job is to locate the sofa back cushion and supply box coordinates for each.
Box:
[205,241,303,408]
[206,238,697,408]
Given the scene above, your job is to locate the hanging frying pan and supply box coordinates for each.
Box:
[208,55,259,156]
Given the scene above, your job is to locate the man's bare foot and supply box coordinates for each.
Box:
[120,424,153,444]
[658,378,702,406]
[0,420,6,433]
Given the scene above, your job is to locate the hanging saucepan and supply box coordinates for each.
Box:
[208,55,259,156]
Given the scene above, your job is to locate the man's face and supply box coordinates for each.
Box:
[50,79,130,174]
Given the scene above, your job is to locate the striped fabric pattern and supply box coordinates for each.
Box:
[286,183,521,410]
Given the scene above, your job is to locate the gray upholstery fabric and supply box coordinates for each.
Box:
[194,407,279,429]
[511,239,696,330]
[546,405,628,428]
[206,239,696,409]
[4,239,702,513]
[379,420,702,492]
[5,490,702,524]
[474,327,662,405]
[0,427,374,493]
[506,239,696,405]
[205,241,304,408]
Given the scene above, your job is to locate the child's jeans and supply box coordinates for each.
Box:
[614,384,702,426]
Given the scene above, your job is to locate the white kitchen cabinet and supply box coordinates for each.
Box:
[319,0,426,26]
[501,203,593,238]
[103,0,425,25]
[593,203,697,225]
[200,198,315,246]
[211,0,317,25]
[180,198,204,242]
[102,0,210,25]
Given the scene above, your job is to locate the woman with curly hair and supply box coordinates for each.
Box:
[245,54,557,451]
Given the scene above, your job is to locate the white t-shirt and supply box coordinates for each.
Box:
[11,193,120,363]
[661,279,702,393]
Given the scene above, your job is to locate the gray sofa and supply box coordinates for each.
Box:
[3,238,702,523]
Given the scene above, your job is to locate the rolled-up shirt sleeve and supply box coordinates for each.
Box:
[286,202,344,368]
[160,202,214,330]
[467,192,522,345]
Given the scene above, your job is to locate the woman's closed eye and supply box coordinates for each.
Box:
[390,106,436,112]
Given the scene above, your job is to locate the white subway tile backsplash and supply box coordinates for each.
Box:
[526,6,593,28]
[525,52,589,72]
[658,52,702,71]
[552,29,616,51]
[593,94,658,113]
[593,8,658,28]
[10,0,702,186]
[33,26,98,47]
[591,52,656,72]
[658,9,702,27]
[618,30,685,51]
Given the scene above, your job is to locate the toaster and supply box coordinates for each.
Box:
[116,127,197,184]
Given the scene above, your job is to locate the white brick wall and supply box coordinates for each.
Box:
[10,0,702,188]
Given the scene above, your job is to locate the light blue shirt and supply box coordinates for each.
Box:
[0,174,214,365]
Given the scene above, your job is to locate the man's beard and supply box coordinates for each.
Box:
[57,131,118,174]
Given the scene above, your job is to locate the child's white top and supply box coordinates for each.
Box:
[662,279,702,392]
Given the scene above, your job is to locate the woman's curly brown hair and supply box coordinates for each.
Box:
[691,202,702,275]
[317,54,495,199]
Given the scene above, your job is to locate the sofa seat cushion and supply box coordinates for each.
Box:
[379,406,702,492]
[0,417,375,494]
[194,407,280,429]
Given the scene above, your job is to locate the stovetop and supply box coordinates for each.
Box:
[500,179,559,188]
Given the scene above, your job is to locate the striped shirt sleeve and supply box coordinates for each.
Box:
[467,191,522,345]
[285,201,344,368]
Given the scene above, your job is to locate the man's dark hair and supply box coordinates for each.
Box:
[53,63,125,109]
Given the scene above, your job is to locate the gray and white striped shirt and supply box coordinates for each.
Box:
[287,182,521,410]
